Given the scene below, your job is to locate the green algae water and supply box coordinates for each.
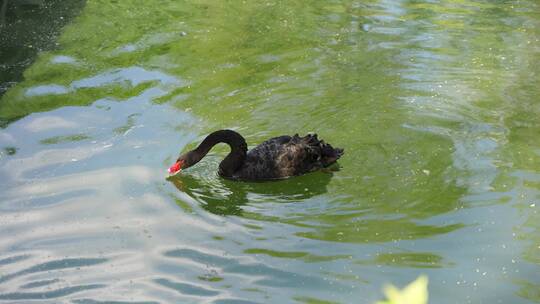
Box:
[0,1,539,303]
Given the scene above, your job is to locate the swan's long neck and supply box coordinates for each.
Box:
[194,130,247,177]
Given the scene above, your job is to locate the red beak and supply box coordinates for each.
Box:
[168,160,184,175]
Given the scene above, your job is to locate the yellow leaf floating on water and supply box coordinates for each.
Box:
[376,275,428,304]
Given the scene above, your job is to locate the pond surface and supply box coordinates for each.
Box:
[0,1,539,303]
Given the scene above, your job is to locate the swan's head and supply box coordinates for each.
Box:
[168,151,200,175]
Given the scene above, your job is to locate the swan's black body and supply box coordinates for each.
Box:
[174,130,343,181]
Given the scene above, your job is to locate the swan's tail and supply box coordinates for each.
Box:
[296,133,344,166]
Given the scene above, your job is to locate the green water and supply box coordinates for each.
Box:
[0,0,539,303]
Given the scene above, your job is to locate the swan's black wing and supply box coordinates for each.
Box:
[232,134,343,180]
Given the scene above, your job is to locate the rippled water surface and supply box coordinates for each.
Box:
[1,1,539,303]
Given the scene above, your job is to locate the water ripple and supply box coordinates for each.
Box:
[154,277,220,296]
[0,284,105,300]
[0,257,108,284]
[163,248,335,289]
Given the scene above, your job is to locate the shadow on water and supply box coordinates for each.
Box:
[0,0,86,99]
[168,165,333,216]
[165,148,467,246]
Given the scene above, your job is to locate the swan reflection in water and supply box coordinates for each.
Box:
[168,167,335,216]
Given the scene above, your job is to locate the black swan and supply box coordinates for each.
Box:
[168,130,343,181]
